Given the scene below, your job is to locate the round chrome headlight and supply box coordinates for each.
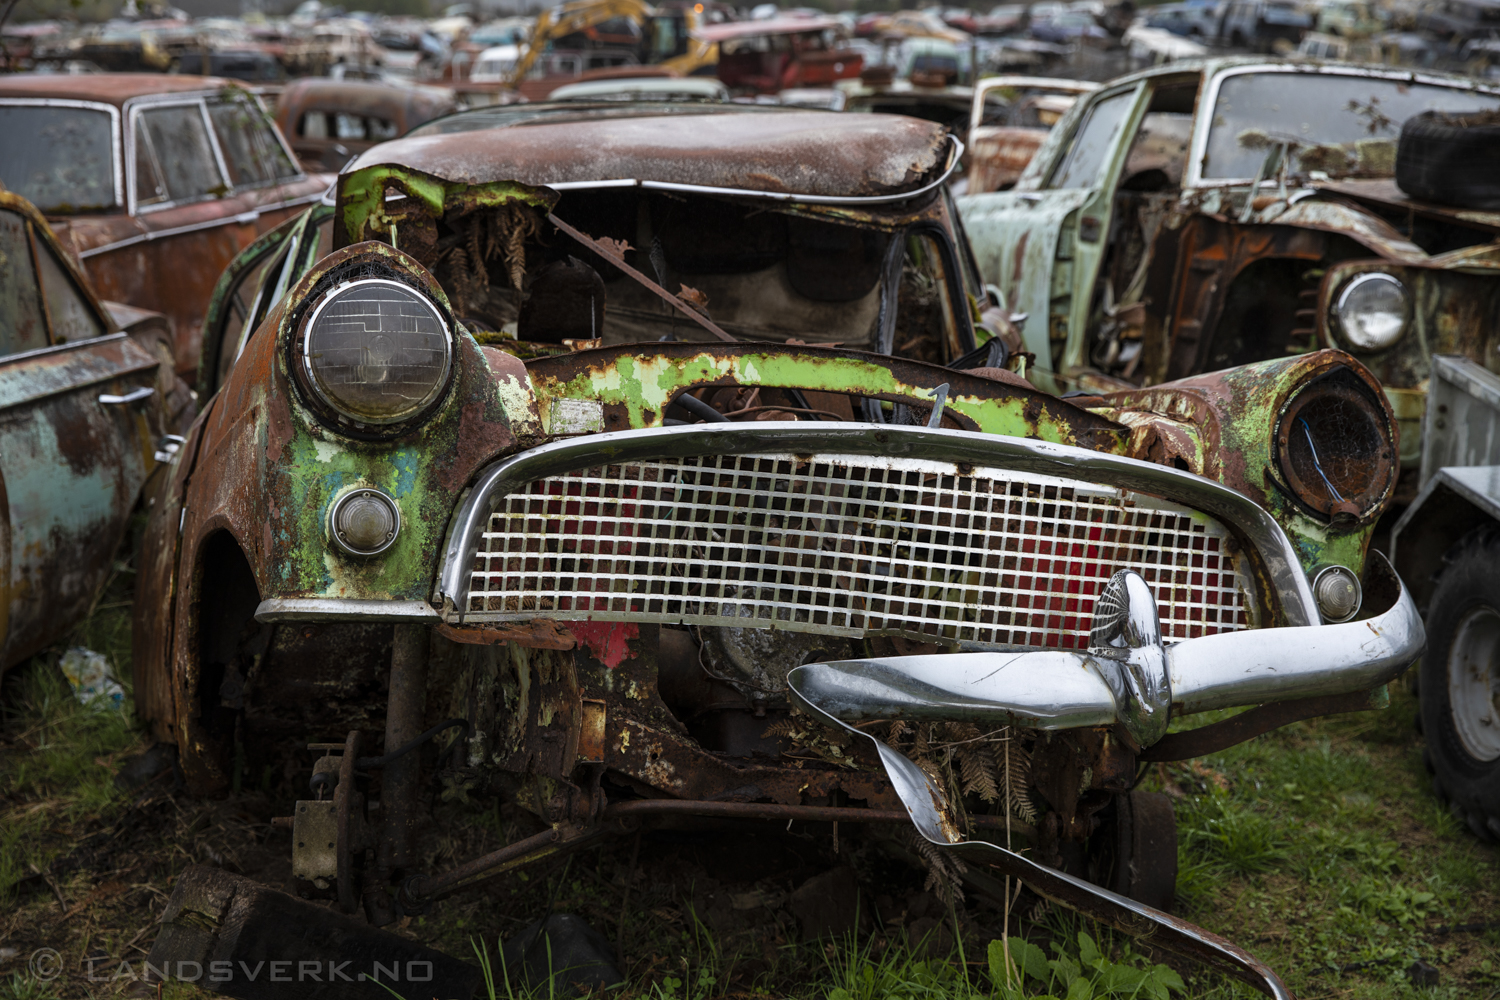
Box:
[1332,272,1409,352]
[301,278,452,425]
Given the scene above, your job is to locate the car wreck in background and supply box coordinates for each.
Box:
[274,78,459,174]
[964,74,1098,194]
[0,191,170,679]
[0,73,332,377]
[132,99,1422,996]
[958,57,1500,478]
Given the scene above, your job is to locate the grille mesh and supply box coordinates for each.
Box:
[465,454,1258,647]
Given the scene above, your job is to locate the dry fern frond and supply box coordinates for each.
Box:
[959,742,1001,804]
[1003,739,1039,825]
[912,831,967,905]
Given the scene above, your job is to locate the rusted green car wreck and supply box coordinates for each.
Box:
[133,102,1422,996]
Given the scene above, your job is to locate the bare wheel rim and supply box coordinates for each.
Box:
[1447,606,1500,763]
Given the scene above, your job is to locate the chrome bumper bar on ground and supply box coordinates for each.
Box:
[789,553,1422,750]
[787,555,1421,1000]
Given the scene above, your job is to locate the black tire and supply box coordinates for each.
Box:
[1396,110,1500,210]
[1420,528,1500,843]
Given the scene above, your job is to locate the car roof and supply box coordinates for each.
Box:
[0,72,239,108]
[1077,55,1500,94]
[547,77,729,100]
[368,106,952,201]
[278,77,457,121]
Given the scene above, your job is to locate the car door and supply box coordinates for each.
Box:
[0,196,159,673]
[957,82,1146,393]
[124,90,321,378]
[198,203,335,399]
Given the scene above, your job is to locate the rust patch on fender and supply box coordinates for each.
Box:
[437,620,576,650]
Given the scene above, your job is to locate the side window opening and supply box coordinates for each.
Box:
[1085,78,1201,386]
[891,231,967,367]
[301,111,329,139]
[34,234,104,344]
[335,113,367,141]
[0,210,48,356]
[208,97,299,189]
[134,104,226,207]
[1047,89,1136,190]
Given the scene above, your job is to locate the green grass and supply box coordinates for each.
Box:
[3,563,1496,1000]
[1144,685,1500,999]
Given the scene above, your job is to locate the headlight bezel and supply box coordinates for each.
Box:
[286,254,459,439]
[1330,271,1410,353]
[1272,362,1397,524]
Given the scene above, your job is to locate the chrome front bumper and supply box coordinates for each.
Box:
[789,552,1423,750]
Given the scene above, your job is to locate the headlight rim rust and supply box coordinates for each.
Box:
[1272,363,1397,525]
[1330,271,1410,353]
[284,245,459,441]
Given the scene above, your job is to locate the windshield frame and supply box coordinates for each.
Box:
[0,98,123,213]
[1187,63,1500,188]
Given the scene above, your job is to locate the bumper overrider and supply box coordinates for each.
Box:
[257,423,1422,997]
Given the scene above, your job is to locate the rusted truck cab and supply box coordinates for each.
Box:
[0,73,333,377]
[133,102,1420,992]
[958,58,1500,476]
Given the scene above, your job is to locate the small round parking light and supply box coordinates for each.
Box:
[329,488,401,557]
[1312,565,1362,623]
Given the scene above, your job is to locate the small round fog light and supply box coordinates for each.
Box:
[1312,565,1362,623]
[329,488,401,557]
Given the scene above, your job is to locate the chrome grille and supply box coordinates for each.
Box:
[464,454,1259,647]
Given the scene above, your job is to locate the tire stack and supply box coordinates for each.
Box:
[1395,109,1500,210]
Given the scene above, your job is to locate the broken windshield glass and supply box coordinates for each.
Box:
[1201,71,1500,180]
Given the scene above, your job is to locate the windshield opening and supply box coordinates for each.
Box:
[1202,70,1500,181]
[0,105,116,213]
[353,185,968,363]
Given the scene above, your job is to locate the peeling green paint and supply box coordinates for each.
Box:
[531,349,1122,450]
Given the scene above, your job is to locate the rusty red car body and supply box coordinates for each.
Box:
[0,73,333,377]
[273,78,459,174]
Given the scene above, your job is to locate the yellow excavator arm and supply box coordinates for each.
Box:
[505,0,658,85]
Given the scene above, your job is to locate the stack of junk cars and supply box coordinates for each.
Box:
[6,52,1500,1000]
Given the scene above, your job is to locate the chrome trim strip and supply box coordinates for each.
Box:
[1187,64,1500,189]
[254,598,441,623]
[77,189,327,259]
[0,331,126,367]
[0,98,123,210]
[530,136,962,205]
[435,422,1320,627]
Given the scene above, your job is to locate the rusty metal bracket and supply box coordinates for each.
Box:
[397,800,1038,909]
[1139,687,1387,761]
[334,730,361,914]
[546,213,737,344]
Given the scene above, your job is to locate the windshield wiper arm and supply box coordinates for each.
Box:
[547,212,737,344]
